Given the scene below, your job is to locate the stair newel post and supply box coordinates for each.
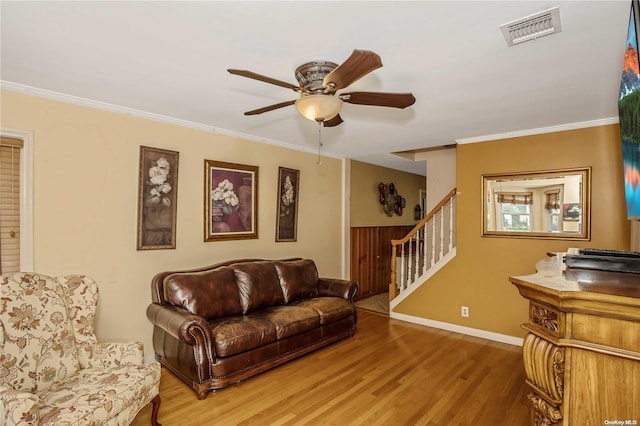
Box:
[390,241,398,301]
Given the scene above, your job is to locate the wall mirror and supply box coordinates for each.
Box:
[482,167,591,240]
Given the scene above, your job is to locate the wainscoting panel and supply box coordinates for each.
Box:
[350,225,413,299]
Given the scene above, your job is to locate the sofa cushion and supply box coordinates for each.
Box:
[250,306,320,340]
[210,316,277,357]
[292,297,355,325]
[232,262,285,314]
[37,362,161,425]
[274,259,319,304]
[163,267,243,320]
[0,273,80,393]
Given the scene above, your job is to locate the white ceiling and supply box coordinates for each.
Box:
[0,1,632,175]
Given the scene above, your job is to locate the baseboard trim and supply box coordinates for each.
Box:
[389,312,524,347]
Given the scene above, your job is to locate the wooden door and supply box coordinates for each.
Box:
[350,226,413,299]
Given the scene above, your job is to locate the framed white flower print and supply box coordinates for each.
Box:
[276,167,299,242]
[205,160,259,241]
[137,146,179,250]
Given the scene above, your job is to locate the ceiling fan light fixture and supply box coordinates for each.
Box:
[295,94,343,122]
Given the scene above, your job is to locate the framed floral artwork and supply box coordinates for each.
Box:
[205,160,258,241]
[276,167,299,242]
[137,146,179,250]
[563,203,582,221]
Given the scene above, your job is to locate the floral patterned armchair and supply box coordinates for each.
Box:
[0,273,161,425]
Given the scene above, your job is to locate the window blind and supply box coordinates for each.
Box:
[496,192,533,205]
[0,137,23,274]
[544,189,561,210]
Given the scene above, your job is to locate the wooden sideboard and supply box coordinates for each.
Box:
[510,268,640,426]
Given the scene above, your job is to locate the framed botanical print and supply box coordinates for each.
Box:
[276,167,299,242]
[205,160,258,241]
[137,146,179,250]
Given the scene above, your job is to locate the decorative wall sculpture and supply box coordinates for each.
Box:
[378,182,406,216]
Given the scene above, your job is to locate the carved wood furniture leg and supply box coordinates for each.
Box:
[194,382,209,400]
[522,333,564,425]
[151,394,162,426]
[528,393,562,426]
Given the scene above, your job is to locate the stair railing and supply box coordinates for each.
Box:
[390,188,457,301]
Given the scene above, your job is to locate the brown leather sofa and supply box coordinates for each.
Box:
[146,258,358,399]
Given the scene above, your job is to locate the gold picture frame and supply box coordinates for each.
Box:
[482,167,591,240]
[137,146,179,250]
[204,160,258,241]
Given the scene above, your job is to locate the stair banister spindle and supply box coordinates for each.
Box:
[438,206,444,260]
[420,222,427,275]
[406,240,412,290]
[400,243,405,292]
[414,234,419,281]
[448,199,454,252]
[422,223,428,275]
[431,215,436,267]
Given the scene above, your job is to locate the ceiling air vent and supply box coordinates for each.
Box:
[500,6,562,47]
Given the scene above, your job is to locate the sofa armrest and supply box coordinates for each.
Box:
[77,341,144,369]
[146,303,215,352]
[0,385,39,426]
[318,278,359,302]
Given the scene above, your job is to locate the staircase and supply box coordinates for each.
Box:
[389,188,457,308]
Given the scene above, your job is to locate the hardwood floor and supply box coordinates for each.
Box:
[132,310,530,426]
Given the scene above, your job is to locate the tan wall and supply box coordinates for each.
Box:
[414,147,456,212]
[1,90,344,358]
[394,124,630,338]
[350,159,425,227]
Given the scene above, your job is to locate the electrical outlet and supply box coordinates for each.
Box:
[461,306,469,317]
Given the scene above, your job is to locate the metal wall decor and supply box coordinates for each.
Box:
[378,182,406,216]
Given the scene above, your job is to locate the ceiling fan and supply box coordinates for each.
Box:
[228,49,416,127]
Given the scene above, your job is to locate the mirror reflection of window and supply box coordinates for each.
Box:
[495,192,533,231]
[482,167,591,240]
[501,203,531,231]
[544,188,562,232]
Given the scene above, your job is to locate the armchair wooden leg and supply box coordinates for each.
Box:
[150,394,161,426]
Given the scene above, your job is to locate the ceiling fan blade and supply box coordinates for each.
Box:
[228,69,301,92]
[323,50,383,92]
[323,115,344,127]
[339,92,416,109]
[244,100,297,116]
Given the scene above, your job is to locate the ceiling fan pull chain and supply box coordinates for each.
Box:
[316,118,324,165]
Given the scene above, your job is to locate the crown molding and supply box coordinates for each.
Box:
[0,80,342,160]
[455,117,620,145]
